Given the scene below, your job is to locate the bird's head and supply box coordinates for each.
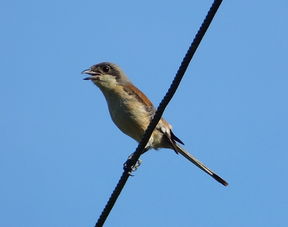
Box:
[82,62,129,90]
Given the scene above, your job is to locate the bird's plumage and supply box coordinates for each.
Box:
[83,62,228,186]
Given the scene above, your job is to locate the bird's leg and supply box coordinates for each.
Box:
[123,147,150,175]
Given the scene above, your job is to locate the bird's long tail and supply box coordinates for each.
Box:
[173,143,228,186]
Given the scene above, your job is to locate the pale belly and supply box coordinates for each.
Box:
[101,86,171,149]
[105,92,151,142]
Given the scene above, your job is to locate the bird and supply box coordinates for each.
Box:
[82,62,228,186]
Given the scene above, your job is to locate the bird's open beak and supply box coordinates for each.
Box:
[81,69,100,80]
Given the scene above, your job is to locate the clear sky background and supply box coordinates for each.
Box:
[1,1,287,227]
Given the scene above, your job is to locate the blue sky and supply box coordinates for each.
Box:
[1,0,288,226]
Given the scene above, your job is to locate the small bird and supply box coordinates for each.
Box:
[82,62,228,186]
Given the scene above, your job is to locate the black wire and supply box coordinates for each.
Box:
[95,1,223,226]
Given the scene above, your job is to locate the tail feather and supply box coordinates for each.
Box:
[174,144,228,186]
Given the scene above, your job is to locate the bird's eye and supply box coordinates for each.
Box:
[102,65,110,73]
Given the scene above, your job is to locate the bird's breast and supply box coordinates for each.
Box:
[101,85,152,142]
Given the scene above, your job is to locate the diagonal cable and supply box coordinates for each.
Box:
[95,1,223,226]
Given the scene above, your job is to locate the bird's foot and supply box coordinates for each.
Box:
[123,154,142,175]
